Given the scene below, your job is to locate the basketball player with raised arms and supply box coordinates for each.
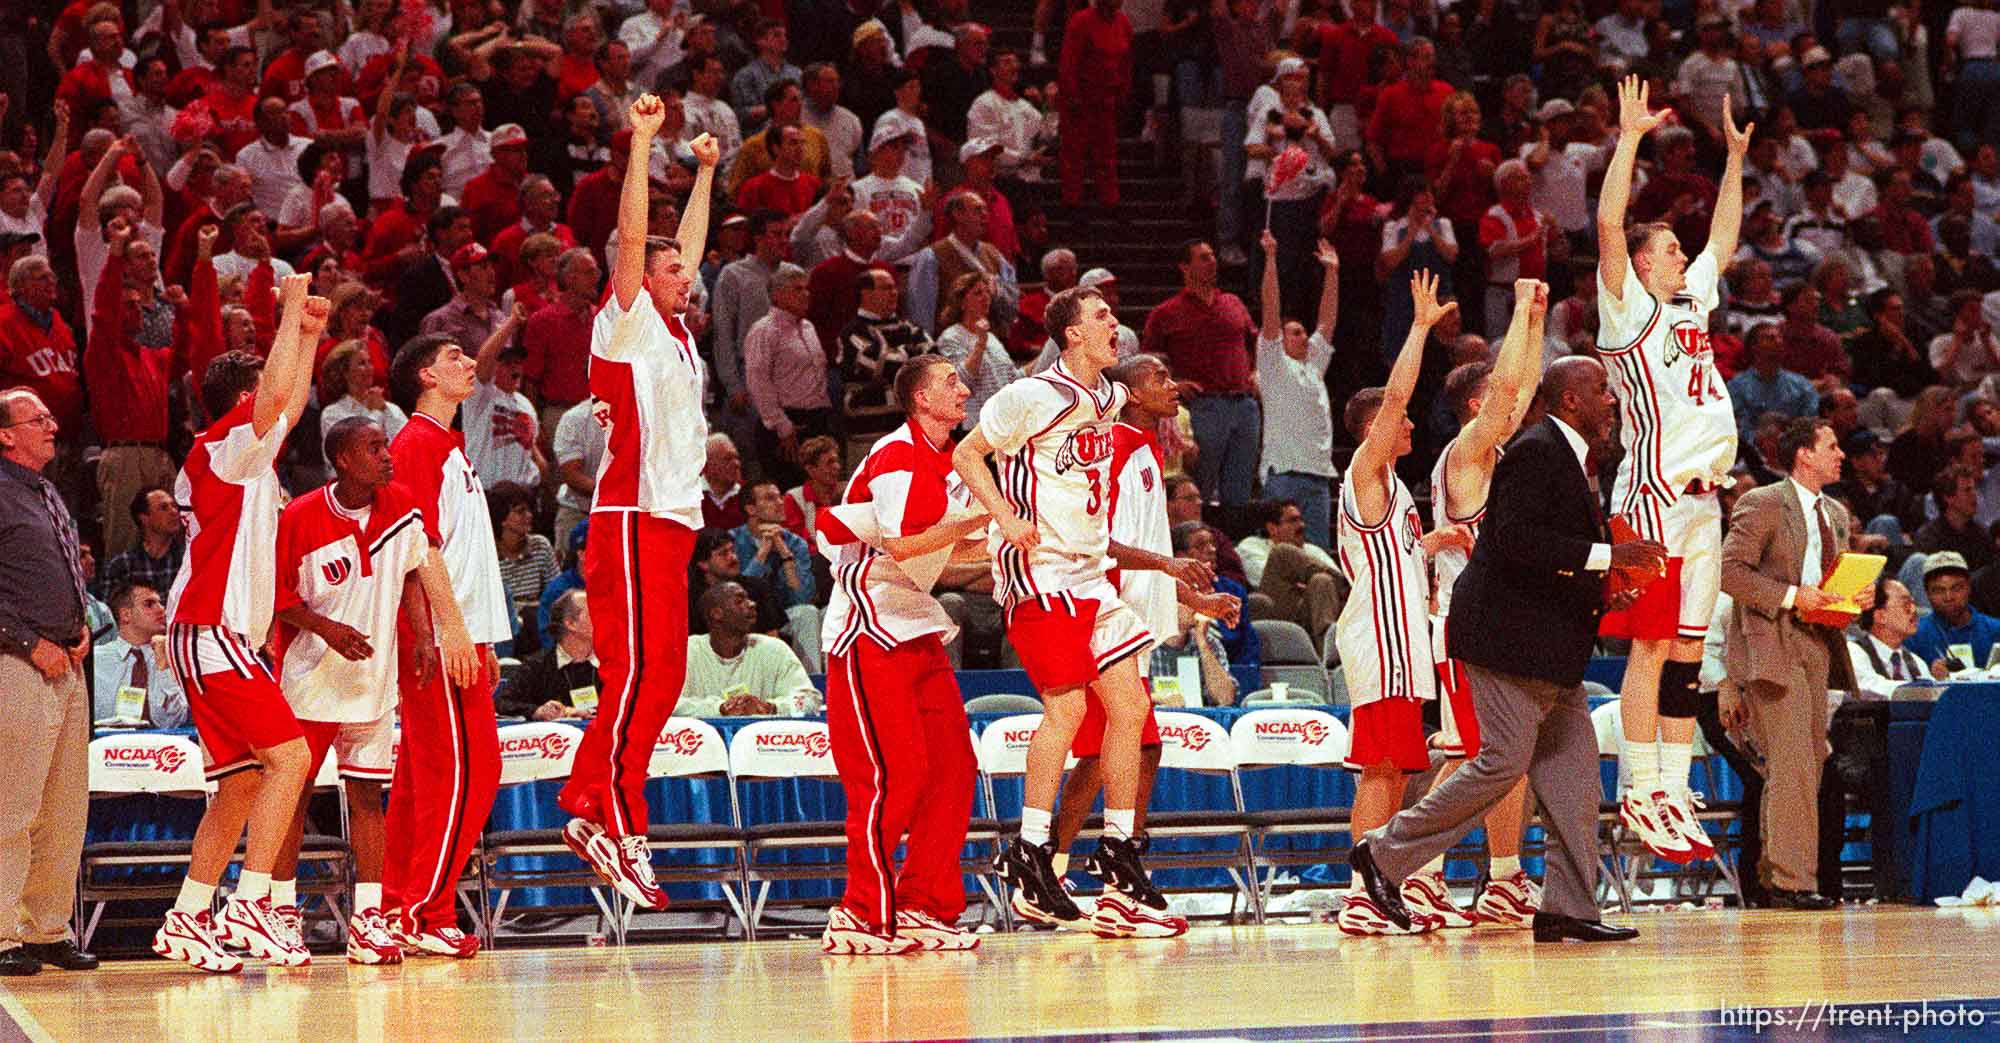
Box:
[153,275,324,972]
[815,354,990,955]
[268,416,478,965]
[558,96,723,912]
[952,285,1160,925]
[1399,278,1548,930]
[1594,76,1752,864]
[1332,270,1467,936]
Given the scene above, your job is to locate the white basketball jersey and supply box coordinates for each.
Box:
[1596,250,1737,517]
[1334,466,1435,707]
[1107,422,1176,650]
[1426,435,1497,622]
[977,360,1128,612]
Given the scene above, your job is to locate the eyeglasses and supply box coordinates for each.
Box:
[2,412,57,430]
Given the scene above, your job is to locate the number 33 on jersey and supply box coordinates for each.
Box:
[977,359,1129,611]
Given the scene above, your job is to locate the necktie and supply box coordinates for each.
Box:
[38,478,86,615]
[1888,647,1903,681]
[1815,499,1836,583]
[129,647,152,724]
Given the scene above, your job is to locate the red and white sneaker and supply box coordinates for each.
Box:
[405,925,480,958]
[821,908,920,955]
[346,908,405,965]
[384,909,419,952]
[1659,791,1716,861]
[1472,870,1540,928]
[564,818,668,910]
[217,896,310,966]
[1335,894,1442,936]
[1620,791,1695,863]
[1089,890,1189,938]
[274,904,304,952]
[153,909,243,973]
[1011,878,1092,929]
[1400,871,1474,929]
[893,910,981,951]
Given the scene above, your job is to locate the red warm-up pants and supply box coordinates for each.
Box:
[384,646,499,932]
[826,634,976,929]
[559,511,696,837]
[1061,99,1121,207]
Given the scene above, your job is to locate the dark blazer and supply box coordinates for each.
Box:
[386,256,454,349]
[1447,417,1611,687]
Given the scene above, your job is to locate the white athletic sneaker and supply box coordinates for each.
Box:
[564,817,669,910]
[1658,791,1716,861]
[1335,894,1441,936]
[1089,890,1189,939]
[153,909,244,973]
[1012,878,1093,929]
[273,903,304,952]
[405,925,480,958]
[822,908,920,955]
[1472,871,1539,928]
[217,896,310,966]
[1400,871,1474,929]
[893,910,981,951]
[1619,791,1695,863]
[346,908,405,965]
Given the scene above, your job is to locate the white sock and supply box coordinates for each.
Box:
[1627,740,1661,796]
[271,879,296,908]
[1051,853,1070,876]
[1031,31,1046,52]
[1348,875,1365,895]
[1419,854,1445,877]
[1658,742,1694,798]
[175,878,217,915]
[235,870,271,902]
[355,883,383,911]
[1490,855,1521,877]
[1020,807,1053,847]
[1104,808,1136,841]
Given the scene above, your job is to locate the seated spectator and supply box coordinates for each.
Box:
[96,486,185,599]
[1831,429,1920,535]
[1236,498,1347,650]
[1729,323,1820,443]
[1847,577,1932,695]
[1782,172,1852,257]
[1172,520,1259,669]
[702,433,746,529]
[679,581,821,717]
[1149,596,1239,706]
[1931,290,2000,387]
[1871,167,1936,255]
[1916,466,1995,572]
[1723,259,1788,337]
[1776,283,1849,380]
[498,589,601,721]
[1735,199,1822,290]
[317,341,408,469]
[1909,551,2000,672]
[782,435,844,543]
[743,262,833,485]
[690,526,792,638]
[838,269,931,420]
[537,518,589,640]
[489,481,559,652]
[935,273,1019,433]
[1851,288,1940,401]
[91,581,187,726]
[731,480,823,672]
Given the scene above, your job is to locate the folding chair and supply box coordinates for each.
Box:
[76,733,211,949]
[962,726,1007,929]
[1229,707,1354,919]
[964,693,1044,714]
[628,717,750,939]
[974,713,1051,931]
[476,721,623,946]
[729,720,848,937]
[1254,620,1330,700]
[1136,712,1260,922]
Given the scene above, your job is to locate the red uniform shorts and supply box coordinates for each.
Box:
[1344,698,1430,773]
[168,624,302,780]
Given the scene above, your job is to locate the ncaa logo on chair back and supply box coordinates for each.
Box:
[1157,722,1213,752]
[1252,718,1330,746]
[655,726,706,756]
[1052,425,1114,475]
[322,557,354,585]
[103,742,189,774]
[500,730,575,761]
[754,731,831,757]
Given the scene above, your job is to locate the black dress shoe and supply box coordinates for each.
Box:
[1766,888,1838,910]
[1346,841,1413,931]
[22,940,98,970]
[1532,912,1640,943]
[0,948,39,976]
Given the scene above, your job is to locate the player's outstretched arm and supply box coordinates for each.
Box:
[881,511,992,562]
[1459,279,1543,457]
[611,94,668,310]
[951,427,1039,553]
[1597,76,1668,302]
[255,274,319,437]
[1108,540,1215,591]
[1313,239,1341,340]
[1350,270,1454,522]
[474,302,527,385]
[1510,282,1549,430]
[1706,94,1755,266]
[417,549,480,688]
[674,133,722,280]
[1257,230,1282,342]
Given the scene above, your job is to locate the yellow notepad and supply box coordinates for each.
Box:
[1800,553,1887,626]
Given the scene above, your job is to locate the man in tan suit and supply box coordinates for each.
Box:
[1719,417,1869,910]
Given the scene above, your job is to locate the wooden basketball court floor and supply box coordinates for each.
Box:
[6,907,2000,1041]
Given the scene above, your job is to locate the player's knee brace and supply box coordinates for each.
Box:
[1658,660,1702,719]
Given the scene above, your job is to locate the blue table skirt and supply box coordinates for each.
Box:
[1905,684,2000,901]
[95,694,1748,910]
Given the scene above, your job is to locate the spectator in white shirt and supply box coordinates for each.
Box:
[850,127,927,242]
[1235,497,1347,647]
[91,581,187,727]
[436,83,493,197]
[316,341,408,469]
[1675,16,1747,141]
[1593,0,1651,69]
[1255,230,1341,549]
[461,305,547,487]
[551,398,607,549]
[210,203,297,283]
[74,136,165,337]
[679,581,821,716]
[233,97,310,217]
[874,69,934,184]
[0,102,66,256]
[967,49,1048,182]
[801,63,863,179]
[680,55,745,168]
[620,0,689,91]
[1847,578,1933,698]
[1521,99,1603,240]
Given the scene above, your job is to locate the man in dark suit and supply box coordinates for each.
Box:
[385,207,473,349]
[1350,357,1665,942]
[1718,417,1866,909]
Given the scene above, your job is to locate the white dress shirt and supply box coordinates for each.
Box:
[1549,415,1613,572]
[1779,477,1827,610]
[1846,631,1924,700]
[436,126,493,198]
